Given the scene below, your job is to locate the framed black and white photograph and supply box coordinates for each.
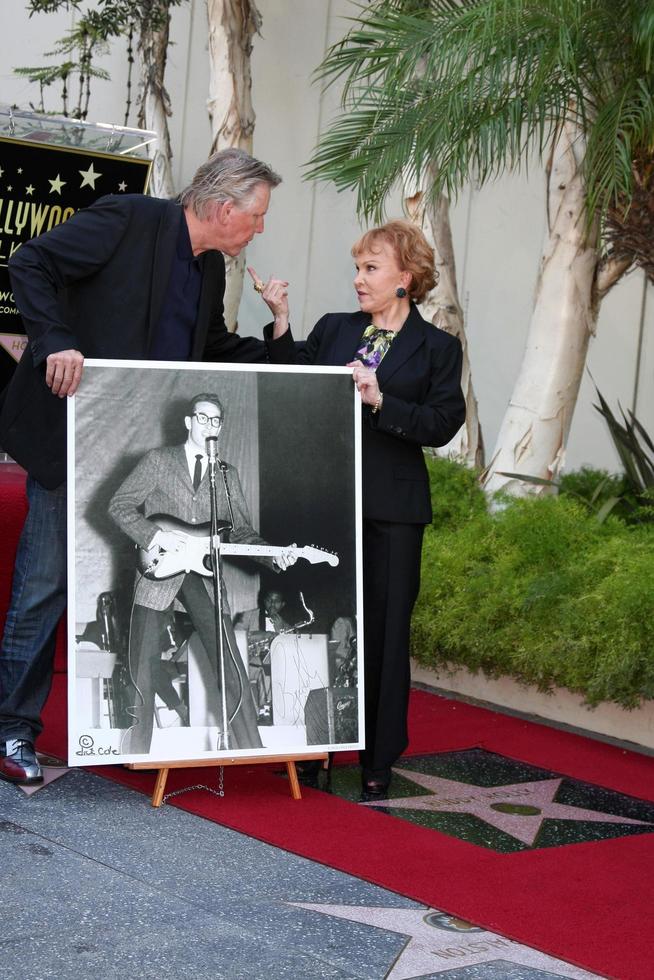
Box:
[67,360,362,766]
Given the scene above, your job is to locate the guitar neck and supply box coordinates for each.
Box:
[218,542,337,568]
[219,543,292,560]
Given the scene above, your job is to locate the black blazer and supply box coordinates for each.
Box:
[1,194,271,489]
[270,305,466,524]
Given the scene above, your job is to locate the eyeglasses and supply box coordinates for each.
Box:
[193,412,223,428]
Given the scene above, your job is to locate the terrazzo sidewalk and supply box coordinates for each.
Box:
[0,766,602,980]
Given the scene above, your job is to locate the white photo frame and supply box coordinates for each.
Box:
[66,359,363,766]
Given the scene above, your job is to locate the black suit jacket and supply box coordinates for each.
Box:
[269,305,466,524]
[1,194,272,489]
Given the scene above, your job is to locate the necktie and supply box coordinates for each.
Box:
[193,454,203,491]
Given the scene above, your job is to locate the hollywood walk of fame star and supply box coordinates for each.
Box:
[290,903,595,979]
[49,174,66,195]
[361,770,652,846]
[18,761,70,797]
[79,162,102,189]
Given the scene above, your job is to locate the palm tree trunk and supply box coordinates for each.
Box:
[137,3,175,200]
[206,0,261,331]
[405,180,484,467]
[482,121,602,495]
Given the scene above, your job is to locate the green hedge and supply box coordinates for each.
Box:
[412,458,654,708]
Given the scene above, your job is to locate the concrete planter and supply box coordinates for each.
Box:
[411,660,654,752]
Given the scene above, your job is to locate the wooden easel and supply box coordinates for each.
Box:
[127,751,329,807]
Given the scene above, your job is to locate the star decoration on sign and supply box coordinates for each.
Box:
[0,166,4,177]
[17,167,23,174]
[25,185,34,196]
[362,770,652,846]
[49,174,66,195]
[7,185,12,192]
[118,180,127,192]
[79,162,102,189]
[290,903,595,979]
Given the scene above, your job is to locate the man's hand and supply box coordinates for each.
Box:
[46,349,84,398]
[151,529,187,553]
[275,544,298,571]
[247,266,290,338]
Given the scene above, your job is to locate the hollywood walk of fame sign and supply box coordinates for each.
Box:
[291,903,596,979]
[0,107,153,392]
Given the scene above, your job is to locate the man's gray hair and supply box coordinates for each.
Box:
[179,148,281,219]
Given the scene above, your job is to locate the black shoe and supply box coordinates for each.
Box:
[361,767,391,798]
[0,739,43,785]
[296,759,323,778]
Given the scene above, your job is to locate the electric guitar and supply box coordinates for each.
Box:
[137,515,339,580]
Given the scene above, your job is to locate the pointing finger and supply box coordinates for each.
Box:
[247,266,265,293]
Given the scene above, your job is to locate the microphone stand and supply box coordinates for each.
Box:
[206,436,231,751]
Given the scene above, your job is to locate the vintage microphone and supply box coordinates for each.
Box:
[206,435,230,750]
[208,437,236,529]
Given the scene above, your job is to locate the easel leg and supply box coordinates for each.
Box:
[126,753,328,806]
[286,761,302,800]
[152,767,169,808]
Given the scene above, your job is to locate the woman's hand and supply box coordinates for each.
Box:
[347,360,381,407]
[247,266,289,338]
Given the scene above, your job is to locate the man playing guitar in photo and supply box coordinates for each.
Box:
[108,391,301,755]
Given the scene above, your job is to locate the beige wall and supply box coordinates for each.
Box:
[2,0,652,473]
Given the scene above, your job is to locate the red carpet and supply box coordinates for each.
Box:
[2,469,652,978]
[38,674,654,980]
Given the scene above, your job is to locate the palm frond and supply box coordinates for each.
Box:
[306,0,654,249]
[634,1,654,71]
[585,79,654,220]
[13,63,75,84]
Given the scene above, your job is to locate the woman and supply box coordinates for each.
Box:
[251,220,466,795]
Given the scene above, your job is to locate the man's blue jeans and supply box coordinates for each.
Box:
[0,477,67,742]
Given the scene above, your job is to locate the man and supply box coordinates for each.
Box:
[108,392,296,755]
[233,588,290,635]
[0,148,290,784]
